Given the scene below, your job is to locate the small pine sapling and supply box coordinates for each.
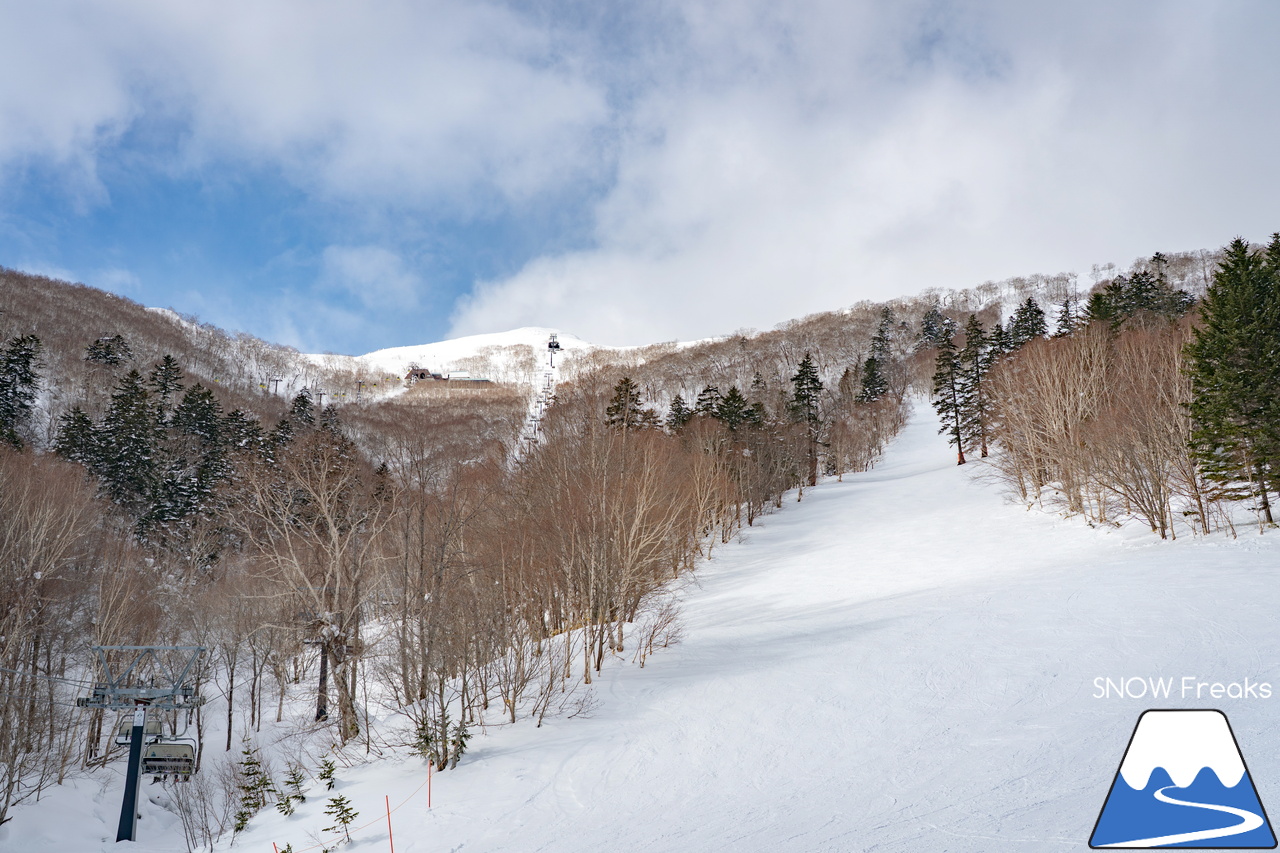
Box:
[324,795,359,842]
[449,720,471,769]
[276,763,309,814]
[234,743,276,832]
[318,758,336,791]
[285,765,308,802]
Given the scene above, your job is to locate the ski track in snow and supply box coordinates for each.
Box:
[8,403,1280,852]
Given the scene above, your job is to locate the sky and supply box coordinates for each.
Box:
[2,1,1279,355]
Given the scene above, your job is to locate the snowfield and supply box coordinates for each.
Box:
[7,403,1279,852]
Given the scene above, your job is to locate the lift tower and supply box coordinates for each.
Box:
[77,646,206,843]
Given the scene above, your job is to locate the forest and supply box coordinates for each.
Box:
[930,241,1279,539]
[0,235,1274,845]
[0,266,916,844]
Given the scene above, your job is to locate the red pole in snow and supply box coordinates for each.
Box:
[428,761,432,808]
[273,844,280,853]
[386,795,395,853]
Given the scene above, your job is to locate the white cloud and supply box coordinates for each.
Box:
[5,2,1280,351]
[95,267,143,296]
[450,1,1280,344]
[319,245,422,310]
[0,1,608,208]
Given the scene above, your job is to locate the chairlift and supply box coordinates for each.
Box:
[142,740,197,782]
[115,714,163,746]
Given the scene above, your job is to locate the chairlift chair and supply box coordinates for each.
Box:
[142,740,197,782]
[114,714,163,746]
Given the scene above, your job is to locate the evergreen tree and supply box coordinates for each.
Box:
[1007,298,1047,348]
[54,406,99,467]
[870,308,894,361]
[665,394,693,431]
[223,409,266,454]
[1085,269,1194,329]
[788,354,823,426]
[84,334,132,366]
[170,384,223,445]
[1185,236,1280,524]
[145,383,228,531]
[318,758,337,791]
[1053,296,1080,338]
[276,765,308,816]
[988,320,1012,356]
[289,388,317,426]
[148,354,185,416]
[285,766,307,803]
[715,386,755,431]
[448,719,471,769]
[605,377,655,430]
[958,315,993,458]
[855,356,888,403]
[323,795,358,842]
[234,743,276,832]
[931,335,967,465]
[0,334,42,450]
[789,354,824,486]
[693,385,723,417]
[271,389,317,449]
[916,304,949,351]
[97,370,164,512]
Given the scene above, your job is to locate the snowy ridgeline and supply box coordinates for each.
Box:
[7,402,1280,852]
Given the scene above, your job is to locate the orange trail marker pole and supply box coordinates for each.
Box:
[428,761,432,809]
[273,844,280,853]
[386,794,395,853]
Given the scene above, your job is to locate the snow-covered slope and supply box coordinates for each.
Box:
[354,327,601,375]
[304,327,607,389]
[11,404,1280,852]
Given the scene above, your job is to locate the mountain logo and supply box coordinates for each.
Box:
[1090,709,1276,848]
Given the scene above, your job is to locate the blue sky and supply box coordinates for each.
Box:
[3,2,1280,354]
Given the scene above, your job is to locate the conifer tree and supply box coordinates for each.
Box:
[234,743,276,832]
[1085,269,1194,329]
[715,386,757,431]
[148,354,185,416]
[318,758,336,791]
[870,308,894,361]
[97,369,164,512]
[605,377,655,430]
[1007,298,1047,348]
[84,334,132,366]
[276,765,308,816]
[693,385,723,417]
[0,334,42,450]
[916,304,952,351]
[146,383,229,530]
[789,354,824,486]
[855,356,888,403]
[665,394,692,430]
[931,335,966,465]
[988,320,1012,356]
[54,406,98,466]
[323,795,358,842]
[1053,296,1080,338]
[1185,236,1280,524]
[958,315,993,458]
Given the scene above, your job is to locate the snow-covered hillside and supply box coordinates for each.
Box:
[306,327,604,389]
[9,403,1280,852]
